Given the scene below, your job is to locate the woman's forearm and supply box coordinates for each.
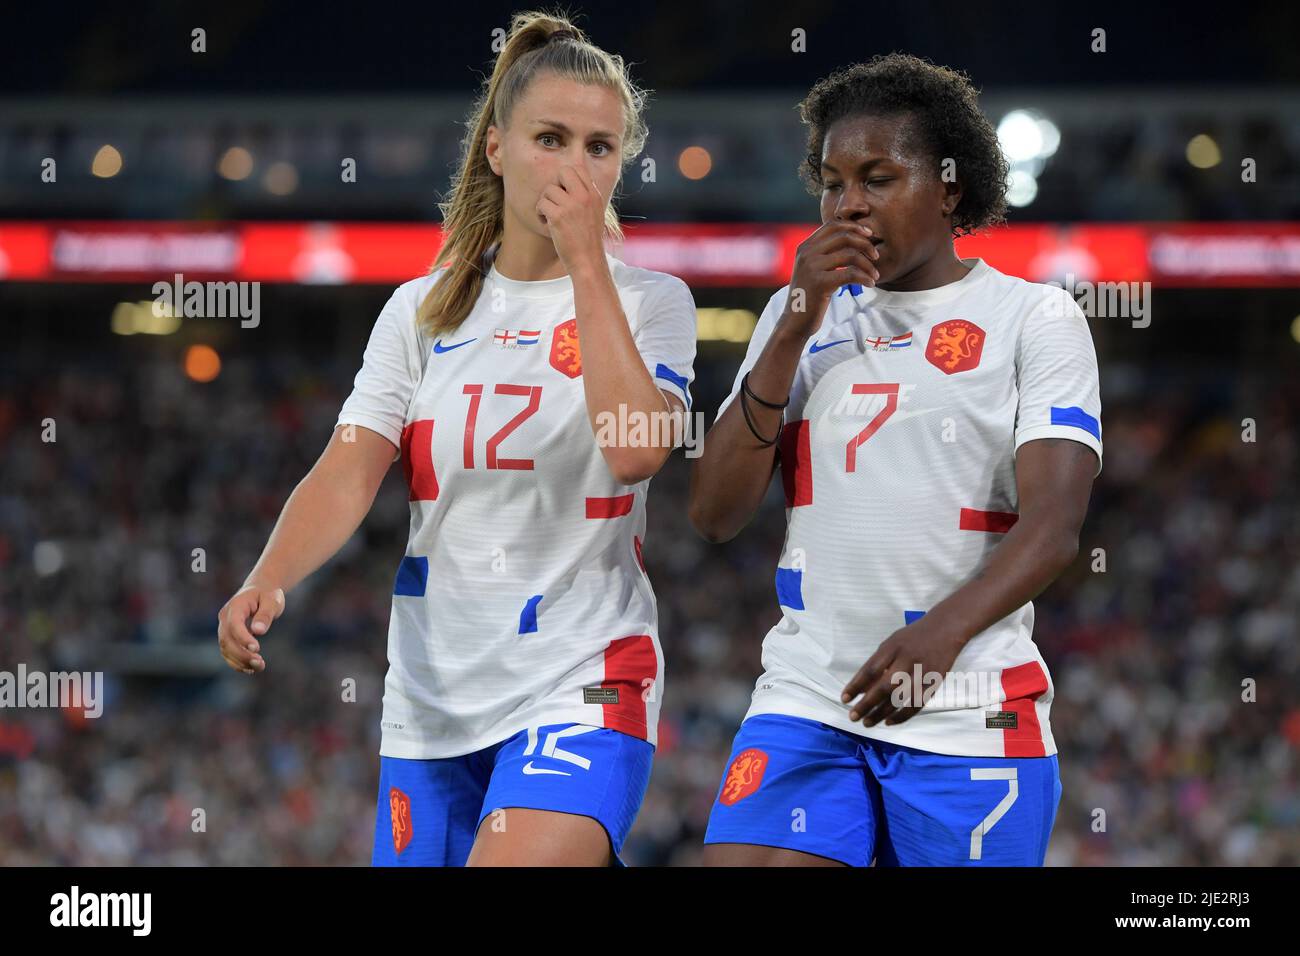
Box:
[570,259,680,483]
[688,316,810,542]
[243,431,390,594]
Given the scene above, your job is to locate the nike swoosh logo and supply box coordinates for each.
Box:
[809,338,853,354]
[521,761,571,776]
[433,338,476,353]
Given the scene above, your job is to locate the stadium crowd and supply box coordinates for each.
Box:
[1,340,1297,865]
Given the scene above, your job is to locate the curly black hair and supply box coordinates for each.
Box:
[797,53,1009,237]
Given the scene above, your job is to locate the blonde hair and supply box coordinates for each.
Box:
[416,10,649,338]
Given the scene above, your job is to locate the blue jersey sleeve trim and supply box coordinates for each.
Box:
[1049,405,1101,439]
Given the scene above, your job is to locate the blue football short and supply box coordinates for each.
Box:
[372,722,653,866]
[704,713,1061,866]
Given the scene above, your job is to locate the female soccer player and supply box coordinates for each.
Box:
[215,12,697,866]
[689,54,1102,866]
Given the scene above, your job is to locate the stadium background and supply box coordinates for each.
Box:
[1,1,1298,865]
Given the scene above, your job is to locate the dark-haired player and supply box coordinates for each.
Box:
[690,54,1102,866]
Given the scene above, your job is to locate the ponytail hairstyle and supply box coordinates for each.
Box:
[416,10,650,338]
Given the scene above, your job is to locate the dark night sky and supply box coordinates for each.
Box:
[3,0,1297,95]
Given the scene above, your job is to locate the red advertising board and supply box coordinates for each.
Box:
[1,220,1297,287]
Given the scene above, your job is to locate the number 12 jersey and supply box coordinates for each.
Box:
[336,252,697,759]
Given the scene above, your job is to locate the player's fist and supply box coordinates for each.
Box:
[780,220,881,339]
[216,584,284,674]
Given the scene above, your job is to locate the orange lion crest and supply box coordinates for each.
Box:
[925,318,985,374]
[389,786,412,855]
[549,318,582,378]
[719,748,768,806]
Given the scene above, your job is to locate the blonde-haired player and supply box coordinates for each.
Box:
[216,11,696,867]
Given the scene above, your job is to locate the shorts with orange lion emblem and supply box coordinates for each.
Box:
[705,713,1060,865]
[371,721,653,866]
[719,748,768,805]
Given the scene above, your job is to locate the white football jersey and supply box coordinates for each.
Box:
[717,257,1103,758]
[336,249,697,759]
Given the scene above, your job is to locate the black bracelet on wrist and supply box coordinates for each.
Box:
[739,376,784,447]
[741,371,790,409]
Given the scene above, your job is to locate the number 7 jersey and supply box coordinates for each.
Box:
[717,257,1103,758]
[336,252,697,759]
